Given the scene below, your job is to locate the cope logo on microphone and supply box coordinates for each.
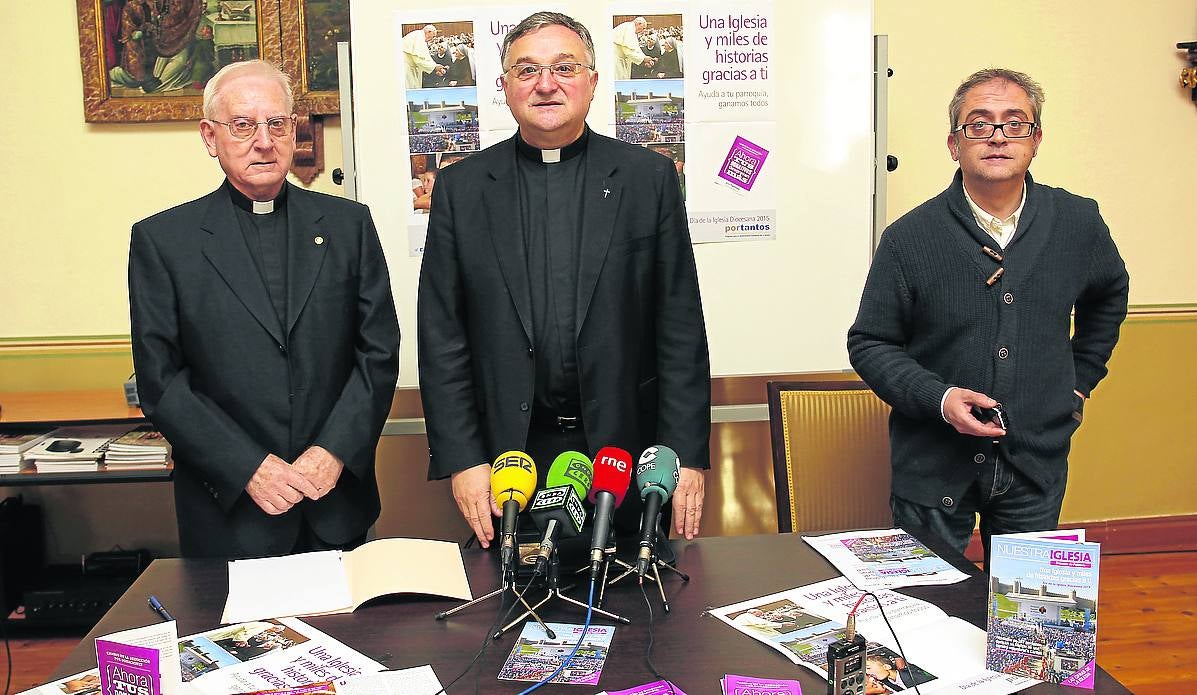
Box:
[493,454,532,473]
[636,446,659,476]
[598,454,628,472]
[530,487,567,510]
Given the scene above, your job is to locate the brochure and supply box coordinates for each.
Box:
[497,622,615,686]
[221,538,472,623]
[95,621,182,695]
[179,617,385,694]
[986,530,1100,689]
[600,680,687,695]
[232,665,443,694]
[710,577,1037,695]
[802,528,970,591]
[721,674,802,694]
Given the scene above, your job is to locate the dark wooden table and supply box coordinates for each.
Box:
[53,533,1130,694]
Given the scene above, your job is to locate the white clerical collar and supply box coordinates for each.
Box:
[252,199,275,215]
[541,149,561,164]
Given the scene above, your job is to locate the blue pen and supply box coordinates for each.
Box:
[148,595,175,622]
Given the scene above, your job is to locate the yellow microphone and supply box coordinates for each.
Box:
[490,450,536,574]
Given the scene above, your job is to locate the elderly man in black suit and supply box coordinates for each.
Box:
[418,12,710,548]
[129,60,400,558]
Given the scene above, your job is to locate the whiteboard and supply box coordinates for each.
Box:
[350,0,874,386]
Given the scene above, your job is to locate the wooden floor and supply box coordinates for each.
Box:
[1,551,1193,694]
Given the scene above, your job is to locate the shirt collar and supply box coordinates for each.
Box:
[961,182,1026,230]
[225,179,288,215]
[516,127,589,164]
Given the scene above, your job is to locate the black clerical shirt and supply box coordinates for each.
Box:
[227,180,289,334]
[515,130,589,417]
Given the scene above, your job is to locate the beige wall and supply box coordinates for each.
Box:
[1,3,1195,339]
[0,3,343,338]
[875,0,1197,307]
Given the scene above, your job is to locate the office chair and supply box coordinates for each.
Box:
[766,379,893,534]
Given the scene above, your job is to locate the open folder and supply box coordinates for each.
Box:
[220,537,473,624]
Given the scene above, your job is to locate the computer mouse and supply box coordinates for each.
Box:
[46,439,83,453]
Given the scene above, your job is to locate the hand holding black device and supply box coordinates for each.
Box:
[971,403,1009,431]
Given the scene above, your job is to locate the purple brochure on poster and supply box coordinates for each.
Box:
[605,680,688,695]
[97,639,162,695]
[721,673,802,695]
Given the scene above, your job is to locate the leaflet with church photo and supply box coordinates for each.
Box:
[802,528,971,591]
[985,530,1100,689]
[711,577,1036,694]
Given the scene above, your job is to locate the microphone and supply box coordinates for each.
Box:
[587,446,633,581]
[490,450,536,576]
[528,451,593,573]
[634,445,681,578]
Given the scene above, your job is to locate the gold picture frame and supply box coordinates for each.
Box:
[77,0,283,122]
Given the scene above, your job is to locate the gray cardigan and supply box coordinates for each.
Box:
[848,171,1129,510]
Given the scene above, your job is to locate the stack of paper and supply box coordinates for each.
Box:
[0,427,54,473]
[105,424,171,469]
[26,425,132,473]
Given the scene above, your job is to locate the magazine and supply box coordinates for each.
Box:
[497,622,615,686]
[18,618,382,695]
[710,577,1037,694]
[180,617,385,694]
[231,665,443,694]
[986,530,1099,689]
[600,680,687,695]
[802,528,970,591]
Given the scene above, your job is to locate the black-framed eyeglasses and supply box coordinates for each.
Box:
[209,115,296,141]
[506,62,592,82]
[955,120,1038,139]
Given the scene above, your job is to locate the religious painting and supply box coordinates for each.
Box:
[278,0,350,115]
[78,0,282,121]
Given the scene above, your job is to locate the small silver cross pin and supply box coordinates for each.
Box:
[602,187,611,199]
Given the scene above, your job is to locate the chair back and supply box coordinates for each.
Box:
[767,380,893,534]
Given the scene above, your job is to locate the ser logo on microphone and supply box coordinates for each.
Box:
[493,454,533,473]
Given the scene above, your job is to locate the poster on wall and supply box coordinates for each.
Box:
[396,6,560,255]
[603,1,775,243]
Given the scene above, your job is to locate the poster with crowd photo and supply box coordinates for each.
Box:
[396,6,560,256]
[605,1,775,244]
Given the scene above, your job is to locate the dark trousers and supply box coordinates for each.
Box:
[291,518,368,554]
[889,451,1065,570]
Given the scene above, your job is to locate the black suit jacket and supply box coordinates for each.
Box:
[129,183,400,557]
[418,131,710,481]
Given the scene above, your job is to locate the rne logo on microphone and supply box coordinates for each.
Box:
[598,455,627,472]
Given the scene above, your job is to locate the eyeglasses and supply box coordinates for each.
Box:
[955,120,1038,139]
[506,62,592,82]
[209,115,296,141]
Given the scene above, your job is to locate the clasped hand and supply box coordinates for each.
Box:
[245,445,344,516]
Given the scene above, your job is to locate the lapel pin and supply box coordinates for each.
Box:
[314,236,324,245]
[602,188,611,199]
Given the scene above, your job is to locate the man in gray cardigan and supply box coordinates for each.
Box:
[848,68,1128,566]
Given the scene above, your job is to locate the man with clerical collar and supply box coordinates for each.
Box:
[418,12,710,549]
[128,60,400,558]
[848,68,1128,568]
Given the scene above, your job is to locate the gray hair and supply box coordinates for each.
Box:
[203,60,294,119]
[948,68,1045,131]
[500,12,595,70]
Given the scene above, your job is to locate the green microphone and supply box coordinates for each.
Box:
[528,451,593,572]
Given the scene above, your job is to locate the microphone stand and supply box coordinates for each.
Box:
[607,524,688,612]
[435,545,557,639]
[495,547,630,639]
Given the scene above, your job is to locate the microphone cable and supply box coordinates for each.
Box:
[852,592,923,695]
[639,581,677,695]
[517,579,596,695]
[431,566,543,695]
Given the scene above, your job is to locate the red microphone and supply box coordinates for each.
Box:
[588,446,633,581]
